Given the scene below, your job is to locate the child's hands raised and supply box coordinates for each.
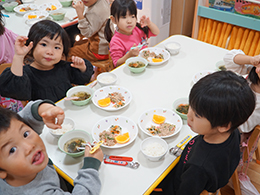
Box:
[72,0,85,20]
[84,145,104,162]
[139,15,151,28]
[71,56,87,72]
[15,36,33,57]
[38,103,65,129]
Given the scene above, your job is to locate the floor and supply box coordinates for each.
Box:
[221,157,260,194]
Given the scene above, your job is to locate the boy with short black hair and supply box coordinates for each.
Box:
[154,71,255,195]
[0,100,103,195]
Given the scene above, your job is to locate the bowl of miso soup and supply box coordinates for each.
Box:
[58,130,92,157]
[66,85,94,106]
[126,56,148,73]
[173,97,189,120]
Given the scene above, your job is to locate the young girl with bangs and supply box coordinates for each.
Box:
[104,0,160,67]
[0,20,94,103]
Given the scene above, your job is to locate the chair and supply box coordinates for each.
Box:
[228,125,260,195]
[200,189,221,195]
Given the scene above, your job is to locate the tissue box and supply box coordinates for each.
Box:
[235,0,260,18]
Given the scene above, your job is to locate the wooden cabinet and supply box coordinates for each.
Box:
[170,0,196,37]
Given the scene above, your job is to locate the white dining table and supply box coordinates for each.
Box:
[3,0,77,36]
[39,35,228,195]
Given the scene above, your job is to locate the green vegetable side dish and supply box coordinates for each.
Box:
[128,61,146,68]
[218,65,227,71]
[176,104,189,115]
[72,91,91,101]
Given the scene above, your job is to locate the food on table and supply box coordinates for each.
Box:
[27,14,37,19]
[52,12,63,15]
[64,138,86,153]
[106,92,125,108]
[39,15,45,19]
[115,132,130,144]
[147,123,176,136]
[152,58,163,63]
[99,130,117,146]
[152,114,166,124]
[51,123,73,135]
[98,97,111,107]
[143,142,166,157]
[46,5,57,11]
[72,91,91,101]
[141,50,164,62]
[99,125,123,146]
[19,6,33,12]
[99,75,116,84]
[176,104,189,115]
[128,61,145,68]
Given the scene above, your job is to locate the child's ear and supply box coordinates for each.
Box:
[0,170,7,179]
[217,123,231,133]
[110,16,116,24]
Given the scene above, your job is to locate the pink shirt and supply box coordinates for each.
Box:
[0,27,18,64]
[109,26,156,67]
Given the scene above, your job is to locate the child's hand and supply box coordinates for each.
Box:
[72,0,85,19]
[71,56,87,72]
[139,15,151,28]
[39,104,65,129]
[15,36,33,57]
[129,44,140,57]
[251,55,260,67]
[84,146,104,162]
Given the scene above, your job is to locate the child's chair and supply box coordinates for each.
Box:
[227,125,260,195]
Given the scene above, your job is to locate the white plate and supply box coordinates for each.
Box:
[92,86,132,111]
[39,2,62,12]
[138,108,183,138]
[139,47,170,65]
[92,116,138,148]
[14,4,38,15]
[23,10,49,20]
[192,70,215,84]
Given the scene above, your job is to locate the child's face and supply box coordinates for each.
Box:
[81,0,97,7]
[115,11,137,35]
[187,106,216,135]
[0,118,48,185]
[31,35,64,70]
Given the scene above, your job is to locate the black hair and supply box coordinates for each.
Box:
[189,70,255,132]
[0,107,31,134]
[0,10,5,36]
[104,0,149,43]
[25,20,71,59]
[248,66,260,85]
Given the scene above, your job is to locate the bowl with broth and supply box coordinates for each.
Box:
[215,60,227,71]
[58,130,92,157]
[49,9,66,21]
[66,85,94,106]
[125,56,148,73]
[173,97,189,120]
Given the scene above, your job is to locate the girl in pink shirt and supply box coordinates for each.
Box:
[104,0,160,67]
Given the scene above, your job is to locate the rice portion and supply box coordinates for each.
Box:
[143,142,166,157]
[51,123,73,135]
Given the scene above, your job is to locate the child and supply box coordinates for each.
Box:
[224,49,260,134]
[68,0,114,71]
[0,20,94,103]
[0,100,103,194]
[153,71,255,194]
[104,0,160,67]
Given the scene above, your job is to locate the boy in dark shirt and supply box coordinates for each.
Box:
[154,71,255,195]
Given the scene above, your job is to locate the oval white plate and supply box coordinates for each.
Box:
[39,2,62,12]
[92,116,138,148]
[14,4,38,15]
[23,10,49,20]
[139,47,170,65]
[92,85,132,111]
[192,70,215,84]
[138,108,183,138]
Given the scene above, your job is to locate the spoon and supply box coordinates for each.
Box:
[64,96,80,101]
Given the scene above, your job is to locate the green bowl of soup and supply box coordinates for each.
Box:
[66,85,94,106]
[58,130,92,157]
[126,57,148,73]
[173,97,189,120]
